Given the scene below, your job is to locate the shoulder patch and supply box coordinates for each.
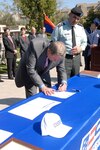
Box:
[78,23,83,27]
[57,22,63,28]
[57,21,66,28]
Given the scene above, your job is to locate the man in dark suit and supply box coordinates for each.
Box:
[37,27,48,39]
[28,26,37,41]
[19,27,30,58]
[3,27,17,79]
[0,41,4,82]
[15,37,67,98]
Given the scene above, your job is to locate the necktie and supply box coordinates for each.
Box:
[22,35,26,41]
[72,26,76,47]
[44,57,49,68]
[8,36,15,49]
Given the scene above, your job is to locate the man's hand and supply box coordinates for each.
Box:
[72,46,82,55]
[40,85,55,95]
[90,44,97,48]
[58,83,67,92]
[14,49,17,55]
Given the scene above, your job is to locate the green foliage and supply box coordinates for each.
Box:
[54,10,68,25]
[0,13,17,26]
[0,1,22,26]
[83,8,100,28]
[14,0,57,32]
[0,64,7,74]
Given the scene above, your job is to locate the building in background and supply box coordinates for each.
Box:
[58,1,99,17]
[76,1,100,16]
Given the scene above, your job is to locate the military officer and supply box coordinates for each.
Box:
[51,6,87,79]
[83,18,100,70]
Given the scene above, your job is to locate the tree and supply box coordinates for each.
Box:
[0,13,17,26]
[0,1,20,26]
[83,7,100,28]
[14,0,57,32]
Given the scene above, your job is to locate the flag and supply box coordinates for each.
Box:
[44,15,55,34]
[80,119,100,150]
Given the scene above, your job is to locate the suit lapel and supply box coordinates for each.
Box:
[7,36,14,47]
[42,61,55,75]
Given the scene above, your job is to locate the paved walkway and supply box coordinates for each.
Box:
[0,68,57,111]
[0,56,85,111]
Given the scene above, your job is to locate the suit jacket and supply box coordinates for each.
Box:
[15,37,67,88]
[19,35,29,57]
[28,33,36,41]
[3,35,17,58]
[83,28,100,57]
[37,33,48,39]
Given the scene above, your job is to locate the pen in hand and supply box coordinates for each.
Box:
[58,83,67,92]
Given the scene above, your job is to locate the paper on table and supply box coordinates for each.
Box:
[51,91,75,98]
[1,141,33,150]
[0,129,13,144]
[8,97,61,120]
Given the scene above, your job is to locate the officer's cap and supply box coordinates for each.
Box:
[93,18,100,27]
[71,7,83,17]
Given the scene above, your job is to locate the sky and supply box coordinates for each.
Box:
[0,0,99,9]
[58,0,99,8]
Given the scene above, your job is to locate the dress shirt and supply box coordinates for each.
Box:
[51,20,87,55]
[8,36,15,49]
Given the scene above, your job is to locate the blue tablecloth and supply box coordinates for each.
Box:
[0,75,100,150]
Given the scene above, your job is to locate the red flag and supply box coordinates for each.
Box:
[44,15,55,34]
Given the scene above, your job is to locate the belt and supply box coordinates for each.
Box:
[65,53,79,59]
[65,54,73,59]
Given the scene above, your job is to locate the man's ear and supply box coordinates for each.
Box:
[47,48,51,54]
[47,48,51,58]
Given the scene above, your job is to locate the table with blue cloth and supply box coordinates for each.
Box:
[0,74,100,150]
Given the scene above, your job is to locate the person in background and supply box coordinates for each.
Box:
[0,33,6,65]
[98,37,100,46]
[15,38,67,98]
[83,18,100,70]
[0,75,4,82]
[3,27,17,79]
[12,32,20,48]
[19,27,30,58]
[28,26,37,41]
[0,40,4,82]
[37,27,48,39]
[51,6,87,79]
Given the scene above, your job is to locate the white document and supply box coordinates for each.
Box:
[1,141,34,150]
[8,97,61,120]
[51,91,75,99]
[0,129,13,144]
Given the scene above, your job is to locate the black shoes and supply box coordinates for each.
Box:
[8,77,14,80]
[0,79,4,82]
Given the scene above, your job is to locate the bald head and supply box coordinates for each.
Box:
[31,27,36,34]
[48,41,66,57]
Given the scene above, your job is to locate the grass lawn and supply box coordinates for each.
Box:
[0,59,20,74]
[0,64,7,74]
